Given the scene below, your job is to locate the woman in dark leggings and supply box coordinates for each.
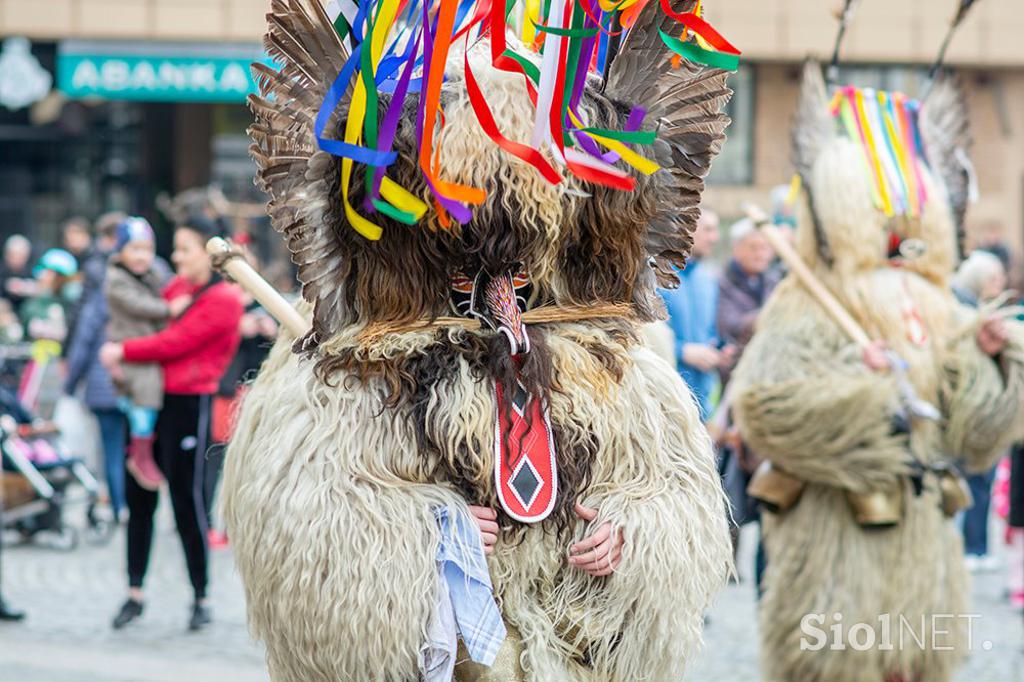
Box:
[100,217,242,631]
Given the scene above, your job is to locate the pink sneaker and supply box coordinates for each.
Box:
[126,436,163,491]
[1010,590,1024,609]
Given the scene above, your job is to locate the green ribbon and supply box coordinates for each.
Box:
[658,29,740,71]
[560,0,588,116]
[333,14,350,41]
[533,21,599,38]
[502,50,541,83]
[578,127,656,144]
[361,13,380,197]
[372,199,418,225]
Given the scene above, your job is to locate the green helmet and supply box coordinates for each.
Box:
[34,248,78,277]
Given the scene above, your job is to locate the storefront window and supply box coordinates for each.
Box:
[212,104,261,204]
[0,42,143,246]
[834,65,929,99]
[708,64,754,186]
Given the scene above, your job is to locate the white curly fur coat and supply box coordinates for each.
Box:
[222,322,732,681]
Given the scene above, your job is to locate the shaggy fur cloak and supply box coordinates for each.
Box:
[221,1,736,679]
[731,65,1024,682]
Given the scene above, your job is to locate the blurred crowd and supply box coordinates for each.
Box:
[0,211,287,630]
[652,201,1024,614]
[1,195,1022,637]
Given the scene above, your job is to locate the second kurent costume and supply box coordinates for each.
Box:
[731,64,1024,682]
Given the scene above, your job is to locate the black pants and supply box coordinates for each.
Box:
[126,393,214,600]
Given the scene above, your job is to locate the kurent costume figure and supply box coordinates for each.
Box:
[222,0,739,679]
[731,64,1024,682]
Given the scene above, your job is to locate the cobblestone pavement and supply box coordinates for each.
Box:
[1,510,268,682]
[2,515,1020,681]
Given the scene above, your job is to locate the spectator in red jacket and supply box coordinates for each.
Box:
[99,216,242,633]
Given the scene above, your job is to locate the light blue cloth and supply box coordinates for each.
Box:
[660,260,720,418]
[421,569,456,682]
[118,397,158,437]
[435,507,506,667]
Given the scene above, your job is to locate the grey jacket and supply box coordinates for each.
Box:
[104,263,169,409]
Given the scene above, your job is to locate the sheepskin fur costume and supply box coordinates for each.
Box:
[731,64,1024,682]
[221,1,736,679]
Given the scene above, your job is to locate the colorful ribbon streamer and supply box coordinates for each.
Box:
[831,84,934,219]
[313,0,741,239]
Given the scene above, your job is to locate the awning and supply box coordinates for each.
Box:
[57,41,268,103]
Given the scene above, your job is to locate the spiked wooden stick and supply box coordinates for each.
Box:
[923,0,984,98]
[206,237,309,338]
[827,0,863,86]
[743,204,872,349]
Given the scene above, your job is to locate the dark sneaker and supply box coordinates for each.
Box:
[0,598,25,622]
[188,603,212,632]
[112,599,144,629]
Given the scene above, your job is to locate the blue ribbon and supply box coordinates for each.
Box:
[315,42,400,166]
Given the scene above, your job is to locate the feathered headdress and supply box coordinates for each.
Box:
[250,0,737,343]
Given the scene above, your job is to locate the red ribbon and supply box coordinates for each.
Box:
[658,0,740,55]
[464,43,564,185]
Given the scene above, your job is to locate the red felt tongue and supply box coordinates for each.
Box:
[493,380,557,523]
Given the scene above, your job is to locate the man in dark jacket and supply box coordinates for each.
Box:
[716,218,781,384]
[64,213,125,357]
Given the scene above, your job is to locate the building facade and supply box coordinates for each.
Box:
[0,0,270,251]
[704,0,1024,268]
[1,0,1022,266]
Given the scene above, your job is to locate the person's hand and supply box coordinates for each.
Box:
[99,342,124,370]
[569,503,623,577]
[861,341,891,373]
[7,278,34,296]
[469,505,499,555]
[238,312,261,338]
[168,295,192,318]
[108,362,125,382]
[682,343,722,373]
[257,315,278,338]
[718,344,738,368]
[977,317,1009,357]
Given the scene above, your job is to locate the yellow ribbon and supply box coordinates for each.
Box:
[853,89,893,216]
[522,0,540,45]
[340,0,427,240]
[785,173,801,206]
[568,110,661,176]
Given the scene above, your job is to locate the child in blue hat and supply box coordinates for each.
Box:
[105,218,191,490]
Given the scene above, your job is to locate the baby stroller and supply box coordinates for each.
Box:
[0,384,113,550]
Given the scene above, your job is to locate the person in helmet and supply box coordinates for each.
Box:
[19,248,79,357]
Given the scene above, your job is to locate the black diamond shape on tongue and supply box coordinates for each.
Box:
[511,460,541,507]
[511,382,529,416]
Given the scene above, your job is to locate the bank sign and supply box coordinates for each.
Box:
[58,41,268,103]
